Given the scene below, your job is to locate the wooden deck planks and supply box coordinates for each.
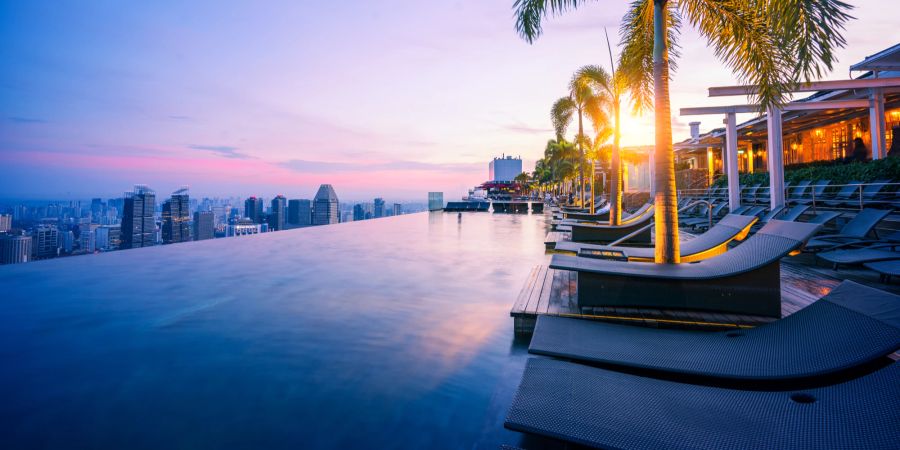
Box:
[510,257,872,334]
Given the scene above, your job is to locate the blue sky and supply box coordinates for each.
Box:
[1,1,896,200]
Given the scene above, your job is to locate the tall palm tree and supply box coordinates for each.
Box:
[574,55,622,222]
[552,76,605,208]
[514,0,852,263]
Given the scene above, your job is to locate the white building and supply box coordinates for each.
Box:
[489,155,523,182]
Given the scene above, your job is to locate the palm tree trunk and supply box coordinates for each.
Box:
[653,0,680,264]
[610,99,622,225]
[578,112,585,208]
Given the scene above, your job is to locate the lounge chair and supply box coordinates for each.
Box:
[822,181,863,206]
[529,280,900,380]
[865,260,900,283]
[741,183,761,203]
[795,180,831,205]
[804,208,892,251]
[560,203,610,221]
[505,358,900,450]
[556,214,757,263]
[742,205,766,217]
[786,180,812,203]
[568,205,655,244]
[550,220,822,317]
[807,210,841,226]
[753,185,771,204]
[815,231,900,268]
[681,202,726,228]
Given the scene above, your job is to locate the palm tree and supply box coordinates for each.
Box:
[551,75,605,208]
[573,29,626,223]
[514,0,852,263]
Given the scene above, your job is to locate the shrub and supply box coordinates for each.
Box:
[712,157,900,188]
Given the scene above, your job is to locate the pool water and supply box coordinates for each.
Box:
[0,212,550,449]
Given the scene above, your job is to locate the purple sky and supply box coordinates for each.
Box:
[1,1,896,201]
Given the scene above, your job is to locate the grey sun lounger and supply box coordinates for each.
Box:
[556,214,756,263]
[804,208,892,251]
[822,181,863,206]
[505,357,900,450]
[794,180,831,204]
[569,205,655,244]
[560,203,610,221]
[529,280,900,380]
[865,259,900,283]
[550,220,822,317]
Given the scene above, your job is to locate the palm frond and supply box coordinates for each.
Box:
[619,0,681,113]
[513,0,591,43]
[551,97,576,141]
[766,0,854,82]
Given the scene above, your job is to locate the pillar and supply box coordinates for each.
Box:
[725,113,740,211]
[766,106,785,208]
[869,88,886,159]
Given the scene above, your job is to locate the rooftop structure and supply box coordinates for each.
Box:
[489,154,522,182]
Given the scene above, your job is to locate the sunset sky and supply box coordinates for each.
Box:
[1,1,896,201]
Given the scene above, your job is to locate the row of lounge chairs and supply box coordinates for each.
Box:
[507,202,900,448]
[687,179,898,208]
[507,280,900,448]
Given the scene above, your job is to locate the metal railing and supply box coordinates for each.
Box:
[677,181,899,212]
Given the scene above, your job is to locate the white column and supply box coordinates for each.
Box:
[766,106,785,209]
[725,113,740,211]
[869,88,886,159]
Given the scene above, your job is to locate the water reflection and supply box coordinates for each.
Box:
[0,211,550,449]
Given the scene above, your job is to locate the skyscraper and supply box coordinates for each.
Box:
[78,223,98,253]
[193,211,215,241]
[291,199,312,227]
[374,198,385,218]
[269,195,286,231]
[121,185,156,249]
[393,203,402,216]
[32,224,59,259]
[0,214,11,232]
[95,225,121,250]
[313,184,339,226]
[244,197,263,224]
[162,188,191,244]
[352,204,365,221]
[0,233,31,265]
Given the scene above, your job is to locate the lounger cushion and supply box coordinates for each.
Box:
[505,358,900,450]
[817,248,900,265]
[529,281,900,380]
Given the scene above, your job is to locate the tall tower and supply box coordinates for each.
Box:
[244,197,263,224]
[193,211,215,241]
[269,195,286,231]
[374,198,385,218]
[0,233,32,265]
[162,188,191,244]
[313,184,339,226]
[121,185,156,249]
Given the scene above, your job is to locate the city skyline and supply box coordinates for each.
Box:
[1,1,896,199]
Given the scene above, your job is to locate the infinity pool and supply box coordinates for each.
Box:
[0,212,549,449]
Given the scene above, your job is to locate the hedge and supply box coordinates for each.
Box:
[712,157,900,188]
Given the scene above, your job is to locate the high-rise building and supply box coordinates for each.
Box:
[162,189,191,244]
[393,203,402,216]
[0,233,32,265]
[0,214,11,233]
[96,225,121,250]
[489,154,523,182]
[226,218,262,237]
[269,195,286,231]
[428,192,444,211]
[90,198,104,223]
[78,223,98,253]
[374,198,385,218]
[193,211,215,241]
[352,204,366,221]
[32,224,59,259]
[288,199,312,227]
[313,184,340,226]
[244,197,263,224]
[121,185,156,249]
